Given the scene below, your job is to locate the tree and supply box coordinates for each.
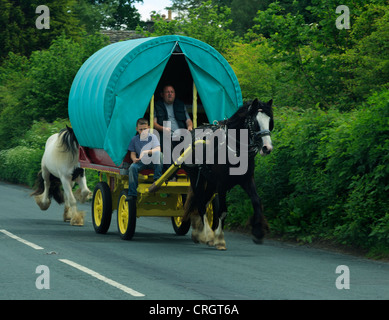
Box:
[141,0,235,54]
[83,0,143,30]
[246,0,388,109]
[0,0,83,60]
[340,4,389,101]
[0,34,109,148]
[229,0,272,36]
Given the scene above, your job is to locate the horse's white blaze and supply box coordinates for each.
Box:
[256,112,273,155]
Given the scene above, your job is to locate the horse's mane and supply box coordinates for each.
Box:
[219,100,273,129]
[218,103,250,128]
[260,100,273,119]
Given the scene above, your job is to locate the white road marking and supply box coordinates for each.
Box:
[1,229,145,297]
[58,259,145,297]
[0,229,44,250]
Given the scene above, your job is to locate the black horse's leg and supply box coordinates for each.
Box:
[213,186,227,250]
[197,181,217,246]
[188,175,215,245]
[218,187,228,228]
[240,176,268,244]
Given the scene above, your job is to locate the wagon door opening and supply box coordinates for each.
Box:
[144,43,208,130]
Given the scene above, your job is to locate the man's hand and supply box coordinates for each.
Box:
[139,150,150,160]
[163,127,172,134]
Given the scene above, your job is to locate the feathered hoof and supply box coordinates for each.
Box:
[63,207,71,222]
[34,194,51,211]
[86,191,93,201]
[74,189,93,203]
[70,211,85,226]
[252,236,264,245]
[191,233,200,244]
[207,240,214,247]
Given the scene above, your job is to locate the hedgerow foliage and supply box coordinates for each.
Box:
[0,119,70,186]
[227,90,389,256]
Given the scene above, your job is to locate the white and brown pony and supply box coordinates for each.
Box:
[31,126,92,225]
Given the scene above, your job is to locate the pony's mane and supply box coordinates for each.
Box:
[259,100,273,119]
[218,103,250,128]
[218,99,274,130]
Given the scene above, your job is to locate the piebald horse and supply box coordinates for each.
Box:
[31,126,92,225]
[183,99,274,250]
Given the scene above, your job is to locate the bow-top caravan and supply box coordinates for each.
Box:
[68,35,242,240]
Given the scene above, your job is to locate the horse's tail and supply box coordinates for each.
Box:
[58,125,79,159]
[30,171,64,204]
[30,170,45,197]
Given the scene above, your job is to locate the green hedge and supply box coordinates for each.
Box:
[226,90,389,257]
[0,119,70,187]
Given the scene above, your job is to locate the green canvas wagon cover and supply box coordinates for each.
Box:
[68,35,242,166]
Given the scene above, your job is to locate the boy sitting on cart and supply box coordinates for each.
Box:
[127,118,163,200]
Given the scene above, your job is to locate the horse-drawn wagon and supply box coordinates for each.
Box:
[68,35,243,240]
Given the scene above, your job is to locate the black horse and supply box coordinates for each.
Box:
[182,98,274,249]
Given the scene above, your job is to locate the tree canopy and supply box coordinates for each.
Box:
[0,0,142,60]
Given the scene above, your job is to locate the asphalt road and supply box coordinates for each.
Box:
[1,181,388,301]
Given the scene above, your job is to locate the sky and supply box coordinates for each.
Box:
[134,0,173,21]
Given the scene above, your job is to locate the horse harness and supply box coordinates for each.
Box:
[244,116,272,157]
[189,114,271,187]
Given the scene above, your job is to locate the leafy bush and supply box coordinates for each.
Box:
[0,146,42,187]
[0,118,70,187]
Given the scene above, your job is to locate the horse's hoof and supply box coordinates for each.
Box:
[216,245,227,250]
[35,195,51,210]
[70,221,84,226]
[191,234,200,244]
[63,209,71,222]
[70,211,85,226]
[252,236,264,245]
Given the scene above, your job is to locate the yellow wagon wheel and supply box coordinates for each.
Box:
[172,194,218,235]
[205,193,218,230]
[92,182,112,234]
[171,195,191,235]
[117,190,136,240]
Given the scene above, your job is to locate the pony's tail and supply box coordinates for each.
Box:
[58,126,79,159]
[30,170,44,197]
[30,171,65,205]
